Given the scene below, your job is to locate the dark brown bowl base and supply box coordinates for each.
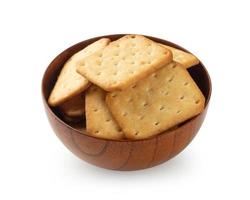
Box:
[42,34,211,171]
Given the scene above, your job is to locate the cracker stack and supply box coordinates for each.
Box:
[48,35,204,140]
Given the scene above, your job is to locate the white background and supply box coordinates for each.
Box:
[0,0,249,199]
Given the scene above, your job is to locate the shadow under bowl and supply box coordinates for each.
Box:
[42,34,212,171]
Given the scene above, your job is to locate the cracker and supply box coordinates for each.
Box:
[85,85,124,140]
[60,93,85,117]
[106,62,205,139]
[160,44,199,68]
[77,35,172,91]
[48,38,110,106]
[61,114,83,123]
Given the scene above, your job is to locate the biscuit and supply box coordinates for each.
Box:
[48,38,110,106]
[61,113,83,123]
[161,44,199,68]
[60,93,85,117]
[85,85,124,140]
[77,35,172,91]
[106,62,205,139]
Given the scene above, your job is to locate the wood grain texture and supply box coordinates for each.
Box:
[42,34,212,171]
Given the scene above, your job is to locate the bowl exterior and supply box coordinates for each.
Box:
[42,34,211,171]
[44,101,208,170]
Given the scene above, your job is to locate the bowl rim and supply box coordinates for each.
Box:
[41,34,212,142]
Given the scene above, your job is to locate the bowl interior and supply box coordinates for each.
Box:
[42,34,211,137]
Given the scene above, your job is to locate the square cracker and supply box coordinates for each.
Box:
[60,93,85,117]
[48,38,110,106]
[85,85,124,140]
[161,44,199,68]
[106,62,205,139]
[77,35,173,91]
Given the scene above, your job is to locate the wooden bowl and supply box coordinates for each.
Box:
[42,34,212,171]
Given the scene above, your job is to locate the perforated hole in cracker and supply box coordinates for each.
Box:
[139,115,144,120]
[180,95,185,100]
[123,112,128,117]
[195,100,200,104]
[168,76,174,82]
[146,87,153,92]
[159,105,165,110]
[164,91,169,96]
[152,73,157,78]
[117,128,122,133]
[131,84,137,89]
[127,97,133,102]
[134,131,139,136]
[154,122,160,126]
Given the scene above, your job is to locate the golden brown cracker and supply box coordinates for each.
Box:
[77,35,172,91]
[85,85,124,140]
[60,93,85,117]
[106,62,205,139]
[161,44,199,68]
